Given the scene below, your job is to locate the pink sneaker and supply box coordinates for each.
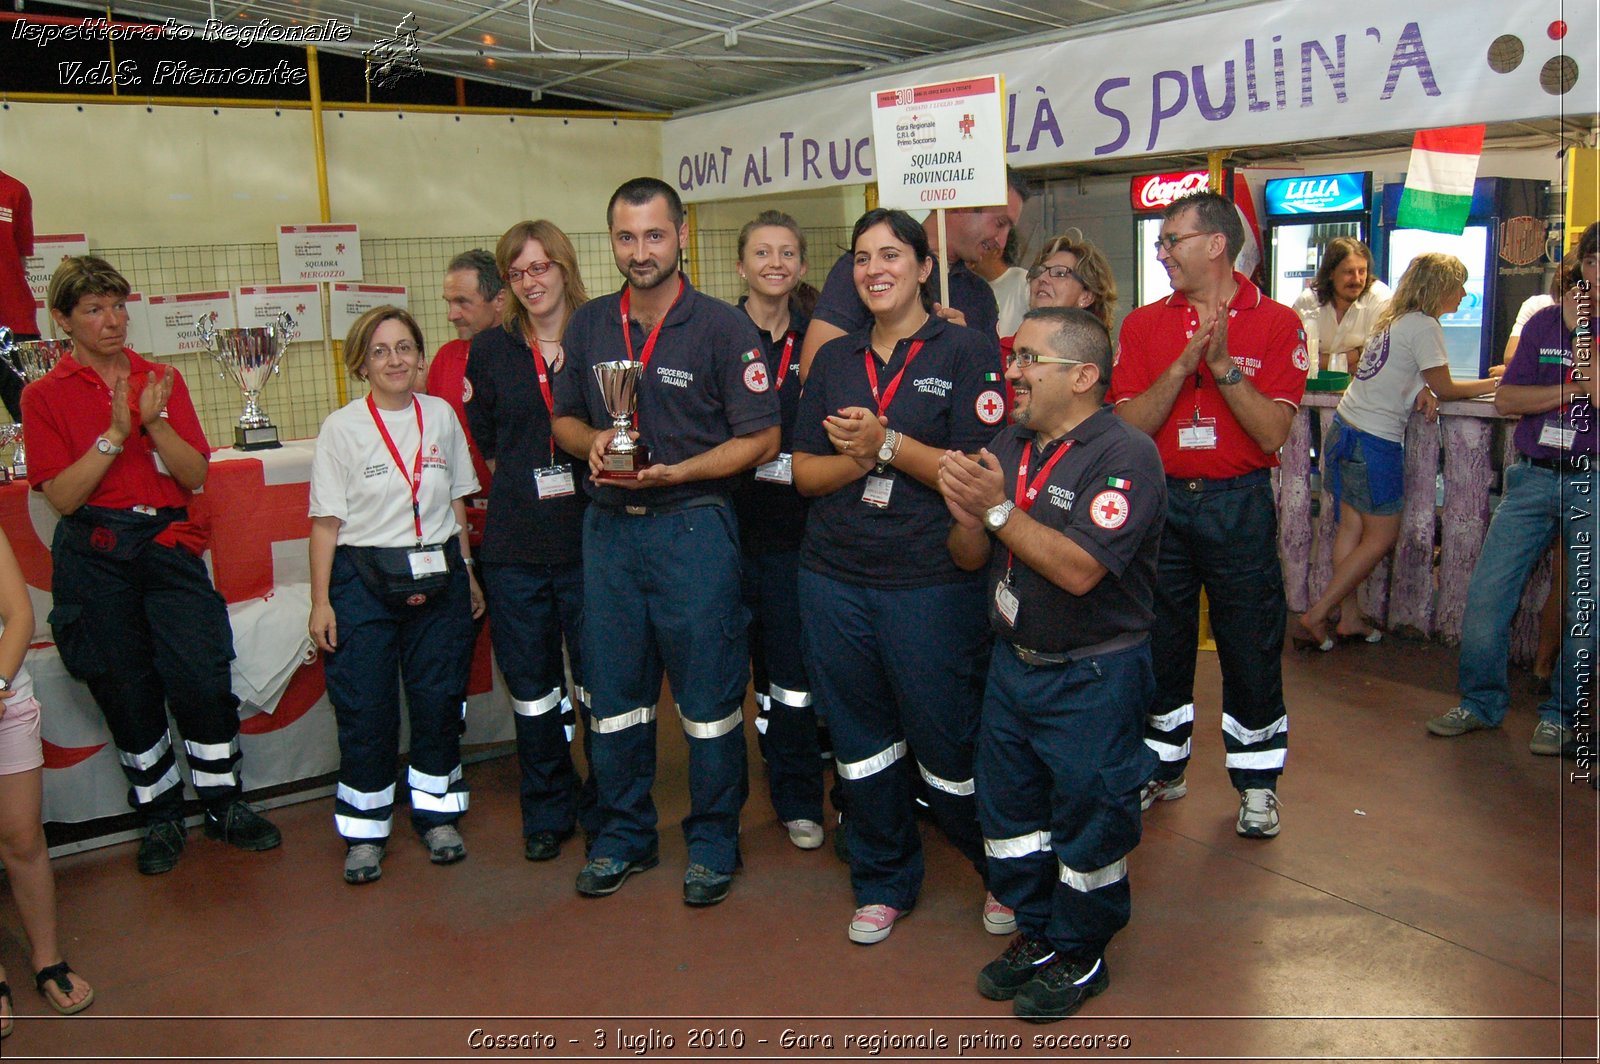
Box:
[848,903,903,944]
[983,892,1018,935]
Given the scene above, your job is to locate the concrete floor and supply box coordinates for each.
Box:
[1,634,1595,1062]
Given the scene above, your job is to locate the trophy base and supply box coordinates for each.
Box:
[235,424,282,451]
[596,444,650,481]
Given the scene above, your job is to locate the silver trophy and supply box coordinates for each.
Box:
[0,330,72,478]
[0,424,22,482]
[196,311,296,450]
[592,360,650,480]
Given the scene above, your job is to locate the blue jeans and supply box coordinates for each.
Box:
[1459,461,1595,729]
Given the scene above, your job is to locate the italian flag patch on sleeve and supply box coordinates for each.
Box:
[1106,477,1132,489]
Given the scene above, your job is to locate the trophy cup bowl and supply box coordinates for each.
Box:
[0,424,21,483]
[0,333,72,478]
[592,360,650,480]
[197,312,297,450]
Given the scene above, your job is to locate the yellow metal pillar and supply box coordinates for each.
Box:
[1207,149,1232,194]
[306,47,345,405]
[685,203,700,287]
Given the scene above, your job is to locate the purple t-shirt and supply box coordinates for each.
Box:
[1504,304,1596,459]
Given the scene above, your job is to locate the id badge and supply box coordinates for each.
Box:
[1538,421,1577,450]
[534,466,576,499]
[153,452,170,477]
[1178,418,1219,450]
[755,452,793,484]
[995,581,1020,626]
[862,474,894,508]
[408,548,447,578]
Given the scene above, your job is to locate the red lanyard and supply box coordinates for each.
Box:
[863,339,925,417]
[775,331,797,389]
[529,337,558,463]
[1005,437,1074,577]
[620,276,684,370]
[367,393,426,546]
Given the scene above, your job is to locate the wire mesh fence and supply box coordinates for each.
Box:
[7,224,856,449]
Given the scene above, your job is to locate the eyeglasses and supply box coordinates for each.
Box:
[1027,265,1083,284]
[1004,352,1089,370]
[1153,231,1212,253]
[367,341,419,363]
[504,261,555,284]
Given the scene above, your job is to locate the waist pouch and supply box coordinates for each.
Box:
[56,505,187,562]
[343,540,459,609]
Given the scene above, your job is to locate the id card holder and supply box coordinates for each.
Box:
[408,548,447,578]
[534,466,577,499]
[995,580,1020,626]
[755,452,794,484]
[1538,421,1577,450]
[862,474,894,508]
[1178,418,1219,450]
[153,452,171,477]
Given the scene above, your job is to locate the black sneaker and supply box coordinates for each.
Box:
[575,846,659,897]
[1013,956,1109,1022]
[524,830,567,862]
[977,933,1058,1001]
[203,800,282,851]
[682,864,733,906]
[136,818,187,875]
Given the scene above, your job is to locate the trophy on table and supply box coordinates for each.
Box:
[196,311,296,450]
[592,360,650,480]
[0,328,73,478]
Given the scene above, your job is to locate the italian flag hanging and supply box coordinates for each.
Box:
[1396,125,1486,235]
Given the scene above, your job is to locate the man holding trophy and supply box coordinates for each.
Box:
[552,178,779,907]
[21,256,280,874]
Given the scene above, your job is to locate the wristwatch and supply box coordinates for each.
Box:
[1214,363,1244,386]
[877,429,900,465]
[984,500,1016,531]
[95,435,125,456]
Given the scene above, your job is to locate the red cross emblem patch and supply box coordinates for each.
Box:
[743,362,770,393]
[1090,490,1129,530]
[975,389,1005,425]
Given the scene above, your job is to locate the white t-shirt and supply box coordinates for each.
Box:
[989,266,1030,337]
[1511,294,1556,337]
[1292,280,1393,357]
[1336,311,1449,443]
[309,393,479,547]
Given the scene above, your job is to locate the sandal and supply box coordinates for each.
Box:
[34,962,95,1016]
[1,979,13,1039]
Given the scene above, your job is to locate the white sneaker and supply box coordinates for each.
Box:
[783,819,825,850]
[1236,788,1280,838]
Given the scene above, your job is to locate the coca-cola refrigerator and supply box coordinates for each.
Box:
[1129,169,1216,306]
[1261,171,1374,306]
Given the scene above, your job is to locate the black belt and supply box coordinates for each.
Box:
[1009,632,1148,667]
[596,493,727,517]
[1529,455,1594,474]
[1167,468,1270,494]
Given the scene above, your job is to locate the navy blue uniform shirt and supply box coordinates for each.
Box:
[731,299,810,554]
[794,314,1004,589]
[812,251,1000,353]
[553,278,780,509]
[983,406,1167,652]
[463,325,587,568]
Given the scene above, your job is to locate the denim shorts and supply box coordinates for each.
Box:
[1323,416,1405,517]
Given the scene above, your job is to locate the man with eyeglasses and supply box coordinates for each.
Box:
[940,307,1165,1020]
[797,169,1030,381]
[426,249,505,549]
[1109,190,1308,839]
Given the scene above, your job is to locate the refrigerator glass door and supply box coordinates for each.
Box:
[1385,226,1490,380]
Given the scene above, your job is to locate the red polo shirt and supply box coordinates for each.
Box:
[21,349,210,509]
[1109,272,1307,479]
[424,337,491,544]
[0,172,34,334]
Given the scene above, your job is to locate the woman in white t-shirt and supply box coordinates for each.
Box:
[308,306,484,884]
[1295,254,1497,650]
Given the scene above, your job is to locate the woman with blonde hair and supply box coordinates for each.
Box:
[1024,231,1117,329]
[1296,253,1497,649]
[309,305,483,883]
[463,221,598,862]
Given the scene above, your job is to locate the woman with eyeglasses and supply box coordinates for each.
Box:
[1295,254,1497,650]
[462,221,599,863]
[309,305,484,884]
[792,208,1006,945]
[1000,232,1117,386]
[729,210,828,850]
